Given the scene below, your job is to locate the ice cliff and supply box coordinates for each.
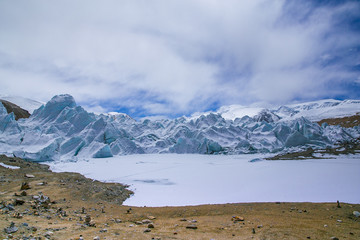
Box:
[0,94,359,161]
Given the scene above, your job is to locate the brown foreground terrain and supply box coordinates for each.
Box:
[1,155,359,240]
[317,114,360,128]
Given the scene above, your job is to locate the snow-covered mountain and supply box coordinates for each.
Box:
[0,94,359,161]
[192,99,360,122]
[0,95,44,114]
[275,99,360,121]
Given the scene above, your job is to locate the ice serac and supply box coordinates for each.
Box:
[0,102,21,135]
[0,102,8,116]
[0,94,359,161]
[31,94,76,122]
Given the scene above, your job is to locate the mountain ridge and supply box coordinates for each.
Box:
[0,94,359,161]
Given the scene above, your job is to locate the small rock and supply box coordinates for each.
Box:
[135,221,143,225]
[144,228,151,233]
[4,222,18,234]
[180,218,187,221]
[148,216,156,220]
[190,219,197,223]
[232,216,245,222]
[12,212,23,219]
[129,224,134,227]
[142,219,152,224]
[89,220,96,227]
[93,237,100,240]
[36,182,47,186]
[353,211,360,217]
[20,182,31,190]
[6,204,15,211]
[324,224,328,227]
[99,228,107,233]
[186,224,198,229]
[330,237,339,240]
[337,219,342,223]
[115,218,122,223]
[148,223,155,228]
[25,174,35,178]
[85,215,91,224]
[44,231,54,238]
[14,198,25,205]
[257,225,263,228]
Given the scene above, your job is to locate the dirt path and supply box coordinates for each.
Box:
[1,155,359,240]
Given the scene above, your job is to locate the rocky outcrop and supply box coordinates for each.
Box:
[0,99,30,120]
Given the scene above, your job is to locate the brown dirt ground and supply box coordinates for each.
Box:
[1,155,359,240]
[317,114,360,128]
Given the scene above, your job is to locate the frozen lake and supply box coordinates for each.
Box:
[48,154,360,207]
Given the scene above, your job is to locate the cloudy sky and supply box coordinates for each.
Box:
[0,0,359,118]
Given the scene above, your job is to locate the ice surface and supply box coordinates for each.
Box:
[48,154,360,206]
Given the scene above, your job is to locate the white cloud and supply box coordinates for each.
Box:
[0,0,359,116]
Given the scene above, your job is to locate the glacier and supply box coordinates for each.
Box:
[0,94,359,161]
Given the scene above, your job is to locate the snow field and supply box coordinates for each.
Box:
[48,154,360,207]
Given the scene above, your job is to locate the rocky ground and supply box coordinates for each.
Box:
[318,114,360,128]
[266,138,360,160]
[1,155,360,240]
